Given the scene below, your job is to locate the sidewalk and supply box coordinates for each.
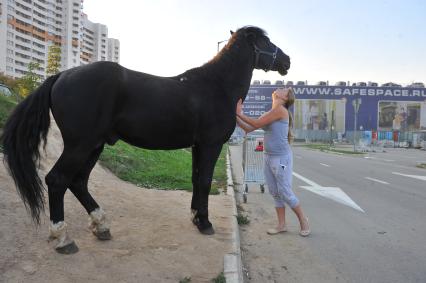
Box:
[228,144,343,283]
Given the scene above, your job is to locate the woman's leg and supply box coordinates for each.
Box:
[264,155,286,231]
[275,154,310,235]
[276,207,286,229]
[291,205,309,232]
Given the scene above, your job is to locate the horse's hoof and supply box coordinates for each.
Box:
[94,230,112,241]
[55,241,79,254]
[199,225,215,235]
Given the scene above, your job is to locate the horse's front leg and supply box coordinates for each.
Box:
[191,145,200,221]
[191,143,223,235]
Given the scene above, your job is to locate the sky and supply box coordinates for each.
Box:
[83,0,426,86]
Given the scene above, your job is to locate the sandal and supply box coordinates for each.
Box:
[267,225,287,235]
[299,217,310,237]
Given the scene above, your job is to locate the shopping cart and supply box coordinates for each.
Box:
[242,130,265,203]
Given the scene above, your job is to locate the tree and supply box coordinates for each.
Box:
[46,44,61,76]
[17,62,42,98]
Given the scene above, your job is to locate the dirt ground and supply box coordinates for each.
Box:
[0,121,235,283]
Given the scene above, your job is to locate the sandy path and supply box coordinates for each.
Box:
[0,122,235,283]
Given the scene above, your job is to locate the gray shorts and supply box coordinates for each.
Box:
[264,153,299,208]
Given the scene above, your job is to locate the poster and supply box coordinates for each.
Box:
[293,99,346,132]
[378,101,426,131]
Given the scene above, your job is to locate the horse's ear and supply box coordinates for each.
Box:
[230,30,234,35]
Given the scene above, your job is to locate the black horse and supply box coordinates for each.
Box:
[2,26,290,254]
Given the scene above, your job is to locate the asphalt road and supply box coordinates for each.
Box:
[231,144,426,283]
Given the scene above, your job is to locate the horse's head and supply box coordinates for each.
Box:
[231,26,291,75]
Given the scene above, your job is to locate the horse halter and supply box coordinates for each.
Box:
[253,43,278,72]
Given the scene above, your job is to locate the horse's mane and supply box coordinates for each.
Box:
[182,26,267,80]
[210,26,267,64]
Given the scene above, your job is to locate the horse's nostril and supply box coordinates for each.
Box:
[285,61,291,70]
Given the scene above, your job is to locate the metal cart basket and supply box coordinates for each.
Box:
[242,130,265,203]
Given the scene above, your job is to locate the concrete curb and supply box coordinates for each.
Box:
[223,150,244,283]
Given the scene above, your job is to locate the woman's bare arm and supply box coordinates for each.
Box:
[236,99,285,130]
[236,117,256,133]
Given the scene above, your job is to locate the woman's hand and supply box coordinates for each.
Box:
[236,99,243,116]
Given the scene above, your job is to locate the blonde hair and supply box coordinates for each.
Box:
[284,88,295,143]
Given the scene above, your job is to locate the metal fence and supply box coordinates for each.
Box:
[293,129,426,149]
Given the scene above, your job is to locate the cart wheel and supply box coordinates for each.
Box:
[260,184,265,193]
[243,184,248,203]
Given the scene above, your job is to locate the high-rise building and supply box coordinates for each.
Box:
[0,0,120,79]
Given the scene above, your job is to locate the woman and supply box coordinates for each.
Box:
[236,88,310,236]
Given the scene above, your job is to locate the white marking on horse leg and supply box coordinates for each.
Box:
[190,208,197,221]
[49,221,74,248]
[89,207,109,233]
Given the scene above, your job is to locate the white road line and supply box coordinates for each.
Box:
[365,177,389,185]
[293,172,365,213]
[392,172,426,181]
[320,163,330,167]
[364,156,395,162]
[293,172,318,187]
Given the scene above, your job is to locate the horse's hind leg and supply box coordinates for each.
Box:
[69,145,111,241]
[46,146,92,254]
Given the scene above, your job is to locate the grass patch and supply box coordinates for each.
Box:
[99,141,228,194]
[302,143,364,155]
[0,95,19,152]
[179,277,191,283]
[416,163,426,169]
[211,272,226,283]
[236,213,250,225]
[0,95,18,129]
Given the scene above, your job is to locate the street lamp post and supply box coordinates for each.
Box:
[217,39,228,53]
[330,110,335,146]
[352,98,362,151]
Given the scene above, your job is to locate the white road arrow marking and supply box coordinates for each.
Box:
[320,163,330,167]
[293,172,365,213]
[392,172,426,181]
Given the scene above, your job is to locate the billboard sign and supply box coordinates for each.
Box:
[245,85,426,131]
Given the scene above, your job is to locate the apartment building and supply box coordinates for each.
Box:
[107,37,119,63]
[0,0,120,79]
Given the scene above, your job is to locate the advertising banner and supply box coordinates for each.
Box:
[246,85,426,131]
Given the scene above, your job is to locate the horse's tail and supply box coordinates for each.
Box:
[1,73,61,224]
